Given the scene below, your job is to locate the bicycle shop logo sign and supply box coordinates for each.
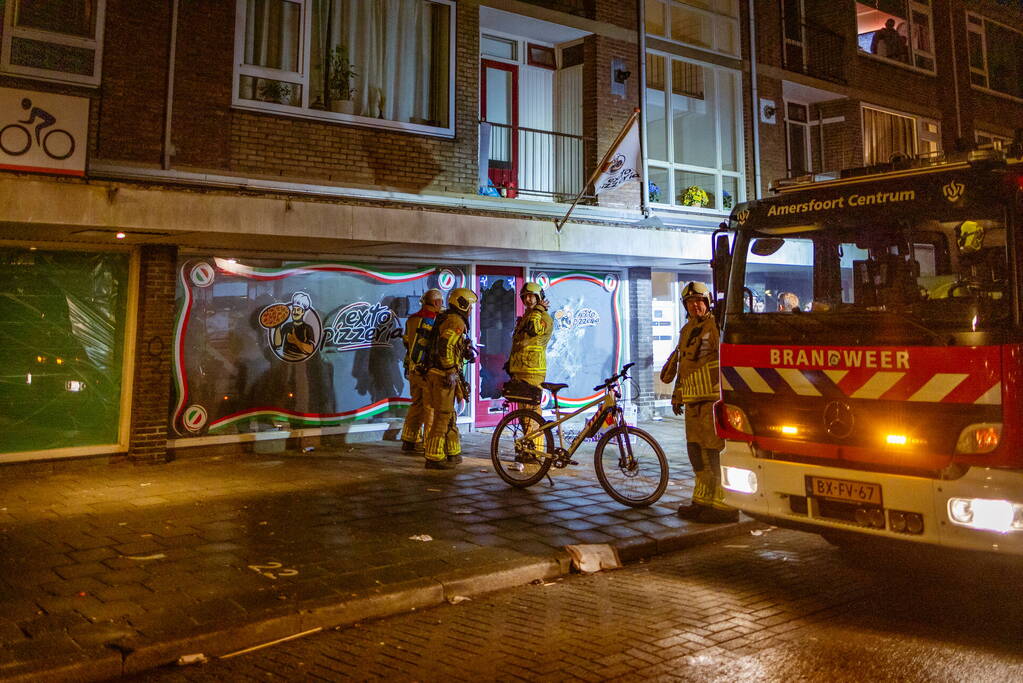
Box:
[0,88,88,177]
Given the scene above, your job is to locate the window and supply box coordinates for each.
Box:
[233,0,455,136]
[861,105,939,166]
[645,0,739,58]
[967,13,1023,101]
[646,52,743,212]
[482,34,516,61]
[976,130,1011,150]
[855,0,934,72]
[785,102,810,177]
[0,0,105,86]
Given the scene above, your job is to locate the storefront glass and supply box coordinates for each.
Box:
[0,249,130,454]
[171,257,468,437]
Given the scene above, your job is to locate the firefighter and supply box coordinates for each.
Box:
[400,288,444,452]
[663,281,738,523]
[507,281,554,412]
[423,287,478,469]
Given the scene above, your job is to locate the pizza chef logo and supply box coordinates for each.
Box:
[608,153,625,173]
[322,301,401,351]
[258,292,323,363]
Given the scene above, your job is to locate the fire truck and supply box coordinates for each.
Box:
[711,146,1023,553]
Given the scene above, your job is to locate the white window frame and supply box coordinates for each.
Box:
[0,0,106,87]
[975,130,1011,150]
[645,0,740,59]
[966,11,1023,104]
[231,0,457,138]
[784,100,811,177]
[645,51,745,213]
[854,0,935,75]
[860,103,940,166]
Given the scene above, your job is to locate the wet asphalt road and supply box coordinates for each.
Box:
[131,528,1023,681]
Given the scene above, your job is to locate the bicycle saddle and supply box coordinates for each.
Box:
[541,382,568,393]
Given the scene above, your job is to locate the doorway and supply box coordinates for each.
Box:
[474,265,524,426]
[481,59,519,197]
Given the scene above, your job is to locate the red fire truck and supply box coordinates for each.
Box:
[712,147,1023,553]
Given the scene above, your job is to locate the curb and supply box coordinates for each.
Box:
[5,521,759,682]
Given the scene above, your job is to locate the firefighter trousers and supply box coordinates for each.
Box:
[424,371,460,461]
[400,371,433,445]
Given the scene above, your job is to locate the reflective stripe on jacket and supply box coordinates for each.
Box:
[671,314,720,404]
[508,303,554,379]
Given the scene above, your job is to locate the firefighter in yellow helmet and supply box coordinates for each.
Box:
[662,281,737,523]
[400,288,444,452]
[507,281,554,410]
[423,287,478,469]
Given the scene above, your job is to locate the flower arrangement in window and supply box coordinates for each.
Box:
[679,185,710,207]
[257,79,293,105]
[723,190,733,209]
[327,45,358,113]
[648,181,662,203]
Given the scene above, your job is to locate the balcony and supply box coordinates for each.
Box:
[783,22,846,85]
[480,120,590,202]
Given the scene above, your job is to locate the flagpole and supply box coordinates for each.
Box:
[554,109,640,233]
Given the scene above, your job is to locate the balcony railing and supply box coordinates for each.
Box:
[480,120,589,201]
[783,22,846,84]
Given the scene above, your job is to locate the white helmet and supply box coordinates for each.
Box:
[681,281,712,307]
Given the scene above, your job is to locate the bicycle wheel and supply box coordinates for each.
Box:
[43,129,75,160]
[594,426,668,507]
[0,124,30,156]
[491,408,554,488]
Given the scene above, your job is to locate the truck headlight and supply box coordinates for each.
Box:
[947,497,1023,533]
[722,466,758,494]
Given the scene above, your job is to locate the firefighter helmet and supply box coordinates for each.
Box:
[681,281,712,306]
[448,287,478,313]
[420,288,444,306]
[520,281,545,302]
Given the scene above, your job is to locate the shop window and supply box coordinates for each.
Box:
[855,0,934,72]
[234,0,455,136]
[861,105,939,166]
[0,249,130,456]
[0,0,106,86]
[645,51,743,212]
[645,0,739,58]
[967,12,1023,101]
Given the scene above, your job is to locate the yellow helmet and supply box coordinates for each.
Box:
[420,288,444,305]
[448,287,478,313]
[681,281,712,306]
[520,281,545,301]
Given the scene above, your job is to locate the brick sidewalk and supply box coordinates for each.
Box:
[0,417,755,681]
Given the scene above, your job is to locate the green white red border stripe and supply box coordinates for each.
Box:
[213,258,446,284]
[207,398,412,432]
[543,271,623,409]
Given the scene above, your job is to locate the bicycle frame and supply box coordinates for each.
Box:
[518,383,625,460]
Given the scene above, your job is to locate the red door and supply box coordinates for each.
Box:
[474,266,524,426]
[480,59,518,198]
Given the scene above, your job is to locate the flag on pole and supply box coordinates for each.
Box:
[593,116,641,195]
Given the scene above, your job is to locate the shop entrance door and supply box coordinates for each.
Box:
[474,265,524,427]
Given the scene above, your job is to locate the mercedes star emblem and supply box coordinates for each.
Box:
[823,401,855,439]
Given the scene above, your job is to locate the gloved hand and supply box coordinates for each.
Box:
[672,403,683,416]
[464,347,477,363]
[502,360,510,375]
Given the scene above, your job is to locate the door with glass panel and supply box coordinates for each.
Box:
[481,59,518,197]
[474,266,524,426]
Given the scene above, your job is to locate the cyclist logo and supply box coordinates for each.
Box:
[0,98,75,161]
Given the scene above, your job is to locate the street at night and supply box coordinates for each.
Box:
[133,529,1023,681]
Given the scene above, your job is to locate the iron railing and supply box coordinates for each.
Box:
[479,120,589,201]
[783,21,846,85]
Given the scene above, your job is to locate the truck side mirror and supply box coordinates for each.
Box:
[711,232,732,298]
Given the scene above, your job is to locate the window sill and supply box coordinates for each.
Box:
[230,99,455,139]
[856,50,935,77]
[0,65,101,88]
[969,84,1023,105]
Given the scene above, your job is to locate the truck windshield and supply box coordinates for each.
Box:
[729,208,1010,333]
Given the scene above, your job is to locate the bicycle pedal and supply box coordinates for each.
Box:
[568,459,578,466]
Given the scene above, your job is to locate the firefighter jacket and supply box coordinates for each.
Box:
[428,310,469,374]
[508,302,554,382]
[670,313,720,405]
[403,309,437,374]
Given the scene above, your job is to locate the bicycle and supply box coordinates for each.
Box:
[0,124,75,160]
[490,362,669,508]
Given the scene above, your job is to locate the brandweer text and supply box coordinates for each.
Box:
[769,348,910,369]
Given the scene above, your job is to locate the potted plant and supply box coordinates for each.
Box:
[679,185,710,208]
[258,79,292,105]
[327,45,357,114]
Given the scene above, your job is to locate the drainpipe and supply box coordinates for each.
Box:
[637,0,650,217]
[947,0,962,141]
[163,0,180,170]
[747,0,762,198]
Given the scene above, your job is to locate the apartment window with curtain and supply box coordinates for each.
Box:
[234,0,454,136]
[645,51,743,212]
[861,105,939,166]
[0,0,105,86]
[967,13,1023,101]
[854,0,934,72]
[644,0,739,58]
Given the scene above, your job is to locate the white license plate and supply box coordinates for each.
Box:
[806,476,883,506]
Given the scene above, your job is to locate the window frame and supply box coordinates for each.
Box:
[860,103,940,166]
[975,130,1011,150]
[854,0,935,75]
[966,11,1023,104]
[784,100,812,177]
[0,0,106,87]
[645,0,740,59]
[645,50,745,213]
[231,0,457,138]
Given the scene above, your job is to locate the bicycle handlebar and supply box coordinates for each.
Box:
[593,362,635,391]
